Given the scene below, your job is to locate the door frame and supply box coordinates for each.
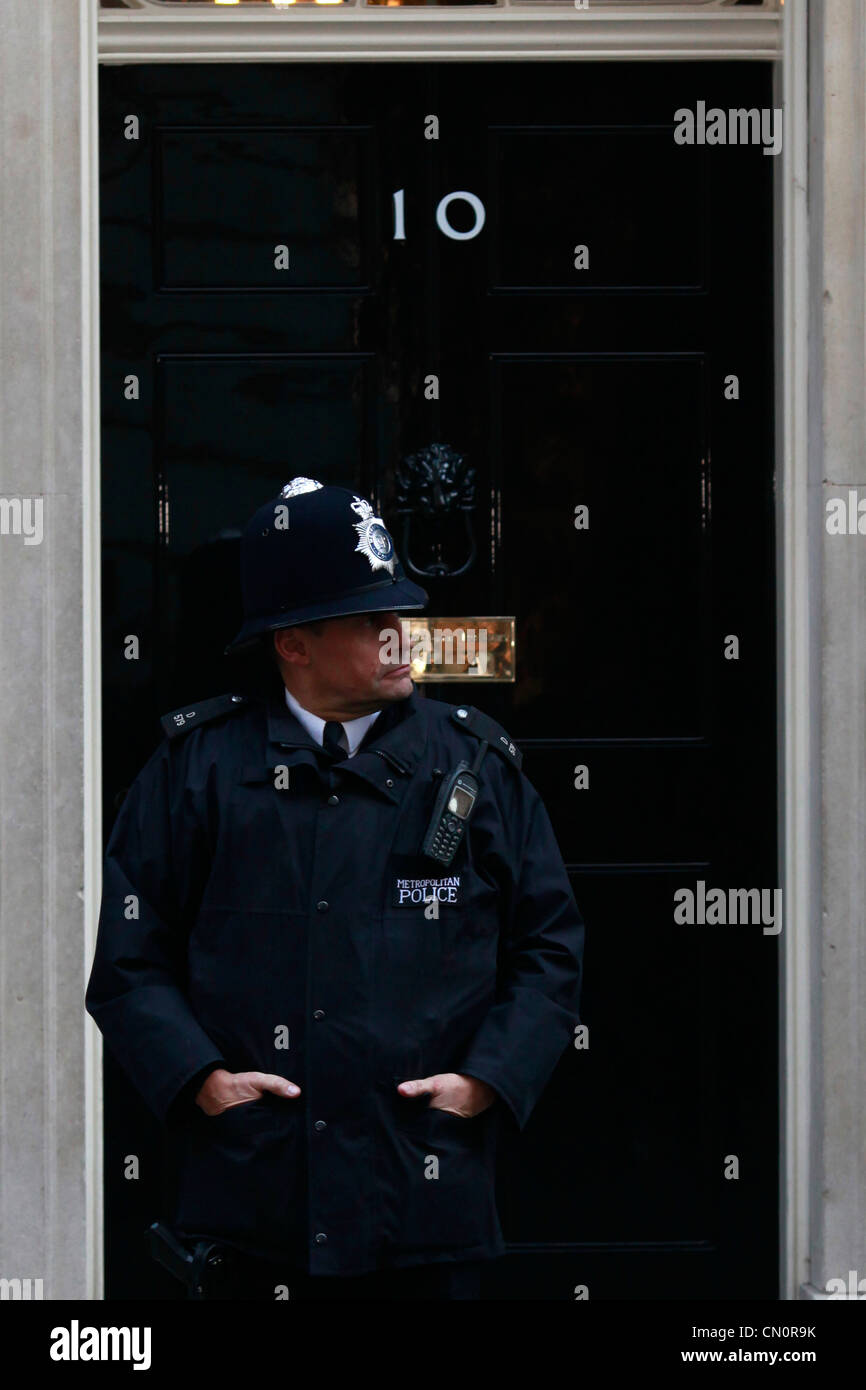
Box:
[85,0,810,1300]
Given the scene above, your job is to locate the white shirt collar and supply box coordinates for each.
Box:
[283,684,381,758]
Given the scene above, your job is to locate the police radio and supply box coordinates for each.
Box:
[421,740,489,867]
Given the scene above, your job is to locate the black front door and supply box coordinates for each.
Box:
[100,59,777,1300]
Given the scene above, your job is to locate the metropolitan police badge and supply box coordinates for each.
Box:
[391,873,462,908]
[350,495,397,576]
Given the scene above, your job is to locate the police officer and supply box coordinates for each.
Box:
[85,476,585,1302]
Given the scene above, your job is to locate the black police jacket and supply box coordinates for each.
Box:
[85,678,584,1277]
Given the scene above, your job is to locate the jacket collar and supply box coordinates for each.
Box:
[263,675,428,802]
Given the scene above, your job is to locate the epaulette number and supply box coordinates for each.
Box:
[450,704,522,770]
[161,692,247,740]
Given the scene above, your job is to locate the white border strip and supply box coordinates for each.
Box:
[83,0,104,1303]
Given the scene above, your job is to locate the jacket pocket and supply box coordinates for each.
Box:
[380,1085,499,1254]
[387,1073,488,1132]
[400,1099,486,1128]
[202,1096,274,1125]
[173,1095,304,1257]
[388,1071,435,1126]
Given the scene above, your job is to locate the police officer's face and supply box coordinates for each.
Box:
[274,609,413,715]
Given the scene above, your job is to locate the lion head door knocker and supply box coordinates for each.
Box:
[394,443,476,579]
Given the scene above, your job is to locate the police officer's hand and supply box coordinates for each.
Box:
[195,1068,301,1116]
[397,1073,496,1119]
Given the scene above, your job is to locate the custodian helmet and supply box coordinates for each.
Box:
[225,477,429,654]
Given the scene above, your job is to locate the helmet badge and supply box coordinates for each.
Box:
[280,477,323,499]
[350,495,396,576]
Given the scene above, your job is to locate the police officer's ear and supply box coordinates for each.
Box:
[273,622,325,670]
[273,627,297,669]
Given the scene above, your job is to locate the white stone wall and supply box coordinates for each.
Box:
[0,0,91,1301]
[802,0,866,1300]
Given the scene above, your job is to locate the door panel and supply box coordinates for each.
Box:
[490,128,706,291]
[494,355,707,735]
[157,127,371,289]
[100,59,777,1300]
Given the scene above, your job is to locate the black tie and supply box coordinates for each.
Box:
[322,720,348,762]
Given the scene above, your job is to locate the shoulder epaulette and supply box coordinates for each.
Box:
[449,704,523,771]
[161,692,249,740]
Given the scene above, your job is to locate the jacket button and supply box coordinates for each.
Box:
[327,794,339,805]
[385,778,393,788]
[317,900,329,912]
[314,1120,327,1131]
[314,1233,327,1245]
[313,1009,325,1021]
